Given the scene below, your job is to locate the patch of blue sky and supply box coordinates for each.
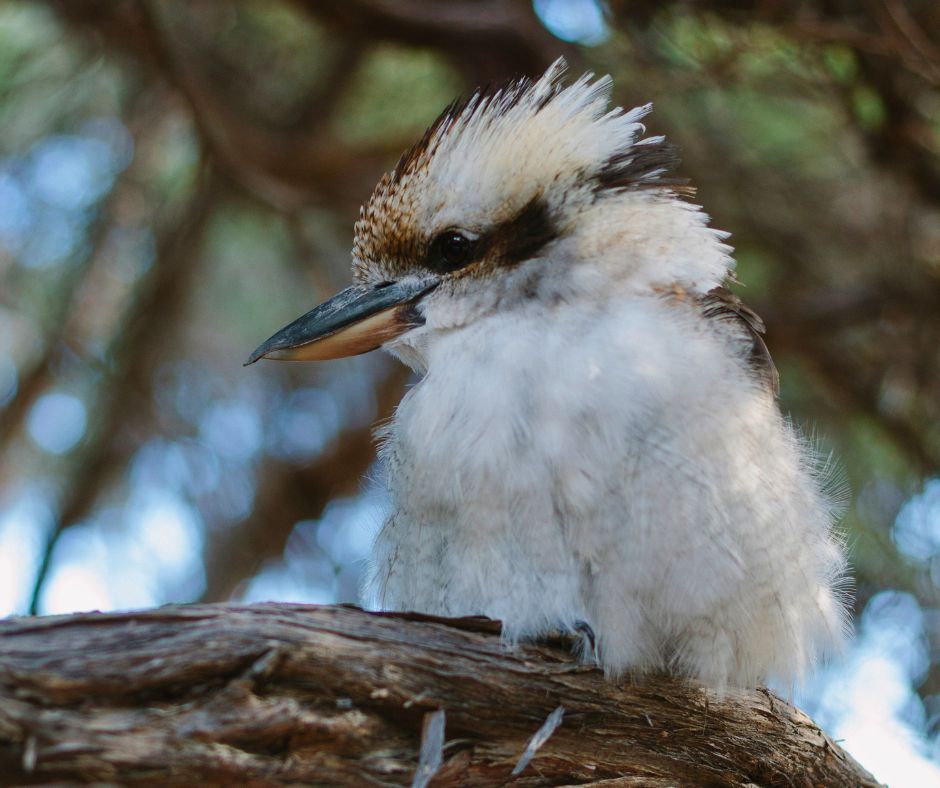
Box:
[27,390,87,454]
[266,386,342,462]
[796,590,940,787]
[80,117,134,172]
[0,118,134,269]
[241,488,387,606]
[200,400,264,463]
[18,205,87,268]
[240,562,336,606]
[0,167,31,255]
[41,553,116,613]
[314,489,387,569]
[0,487,54,615]
[330,355,383,430]
[29,135,117,211]
[124,489,206,601]
[155,359,220,427]
[206,466,255,523]
[39,489,206,614]
[893,478,940,561]
[533,0,609,46]
[131,436,221,498]
[129,433,257,525]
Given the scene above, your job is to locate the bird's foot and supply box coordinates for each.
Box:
[574,619,600,666]
[531,621,600,666]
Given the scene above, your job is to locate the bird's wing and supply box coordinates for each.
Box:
[698,286,780,396]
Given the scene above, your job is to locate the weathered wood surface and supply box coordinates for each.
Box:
[0,603,879,786]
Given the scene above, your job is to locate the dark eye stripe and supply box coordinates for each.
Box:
[490,196,558,266]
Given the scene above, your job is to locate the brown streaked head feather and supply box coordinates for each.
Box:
[350,57,718,303]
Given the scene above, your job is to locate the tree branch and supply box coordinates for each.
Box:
[0,604,880,786]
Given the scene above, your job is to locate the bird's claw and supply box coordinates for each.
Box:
[574,620,599,666]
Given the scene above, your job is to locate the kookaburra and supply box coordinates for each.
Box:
[248,59,849,688]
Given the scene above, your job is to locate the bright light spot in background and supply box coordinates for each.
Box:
[241,489,387,606]
[129,492,205,576]
[39,491,206,614]
[0,118,133,269]
[129,436,254,523]
[157,359,217,426]
[0,168,31,255]
[0,353,18,406]
[27,391,87,454]
[132,437,221,498]
[893,478,940,561]
[267,387,342,462]
[43,561,113,614]
[41,523,121,613]
[533,0,609,46]
[315,492,386,569]
[0,489,54,615]
[241,565,336,606]
[29,135,119,210]
[798,590,940,787]
[19,208,86,269]
[832,656,940,787]
[332,356,382,430]
[200,401,263,462]
[211,467,255,522]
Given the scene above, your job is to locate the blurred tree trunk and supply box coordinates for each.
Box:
[0,604,880,786]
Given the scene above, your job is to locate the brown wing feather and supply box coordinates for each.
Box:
[699,286,779,396]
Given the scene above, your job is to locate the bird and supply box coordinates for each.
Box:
[247,58,850,689]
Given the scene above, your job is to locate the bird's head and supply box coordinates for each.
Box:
[247,58,732,371]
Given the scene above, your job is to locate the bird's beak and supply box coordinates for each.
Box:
[245,278,439,365]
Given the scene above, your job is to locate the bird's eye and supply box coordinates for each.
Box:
[428,230,476,273]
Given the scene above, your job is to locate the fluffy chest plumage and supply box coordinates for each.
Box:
[386,293,747,519]
[370,293,846,688]
[373,295,749,628]
[390,297,669,523]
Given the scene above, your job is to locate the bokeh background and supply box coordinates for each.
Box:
[0,1,938,783]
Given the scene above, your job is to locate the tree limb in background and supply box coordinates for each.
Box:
[0,80,174,466]
[295,0,568,82]
[0,604,882,787]
[0,191,116,458]
[615,0,940,204]
[48,0,569,210]
[42,0,385,210]
[26,160,221,614]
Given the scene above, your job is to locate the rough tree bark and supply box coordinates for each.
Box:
[0,604,879,786]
